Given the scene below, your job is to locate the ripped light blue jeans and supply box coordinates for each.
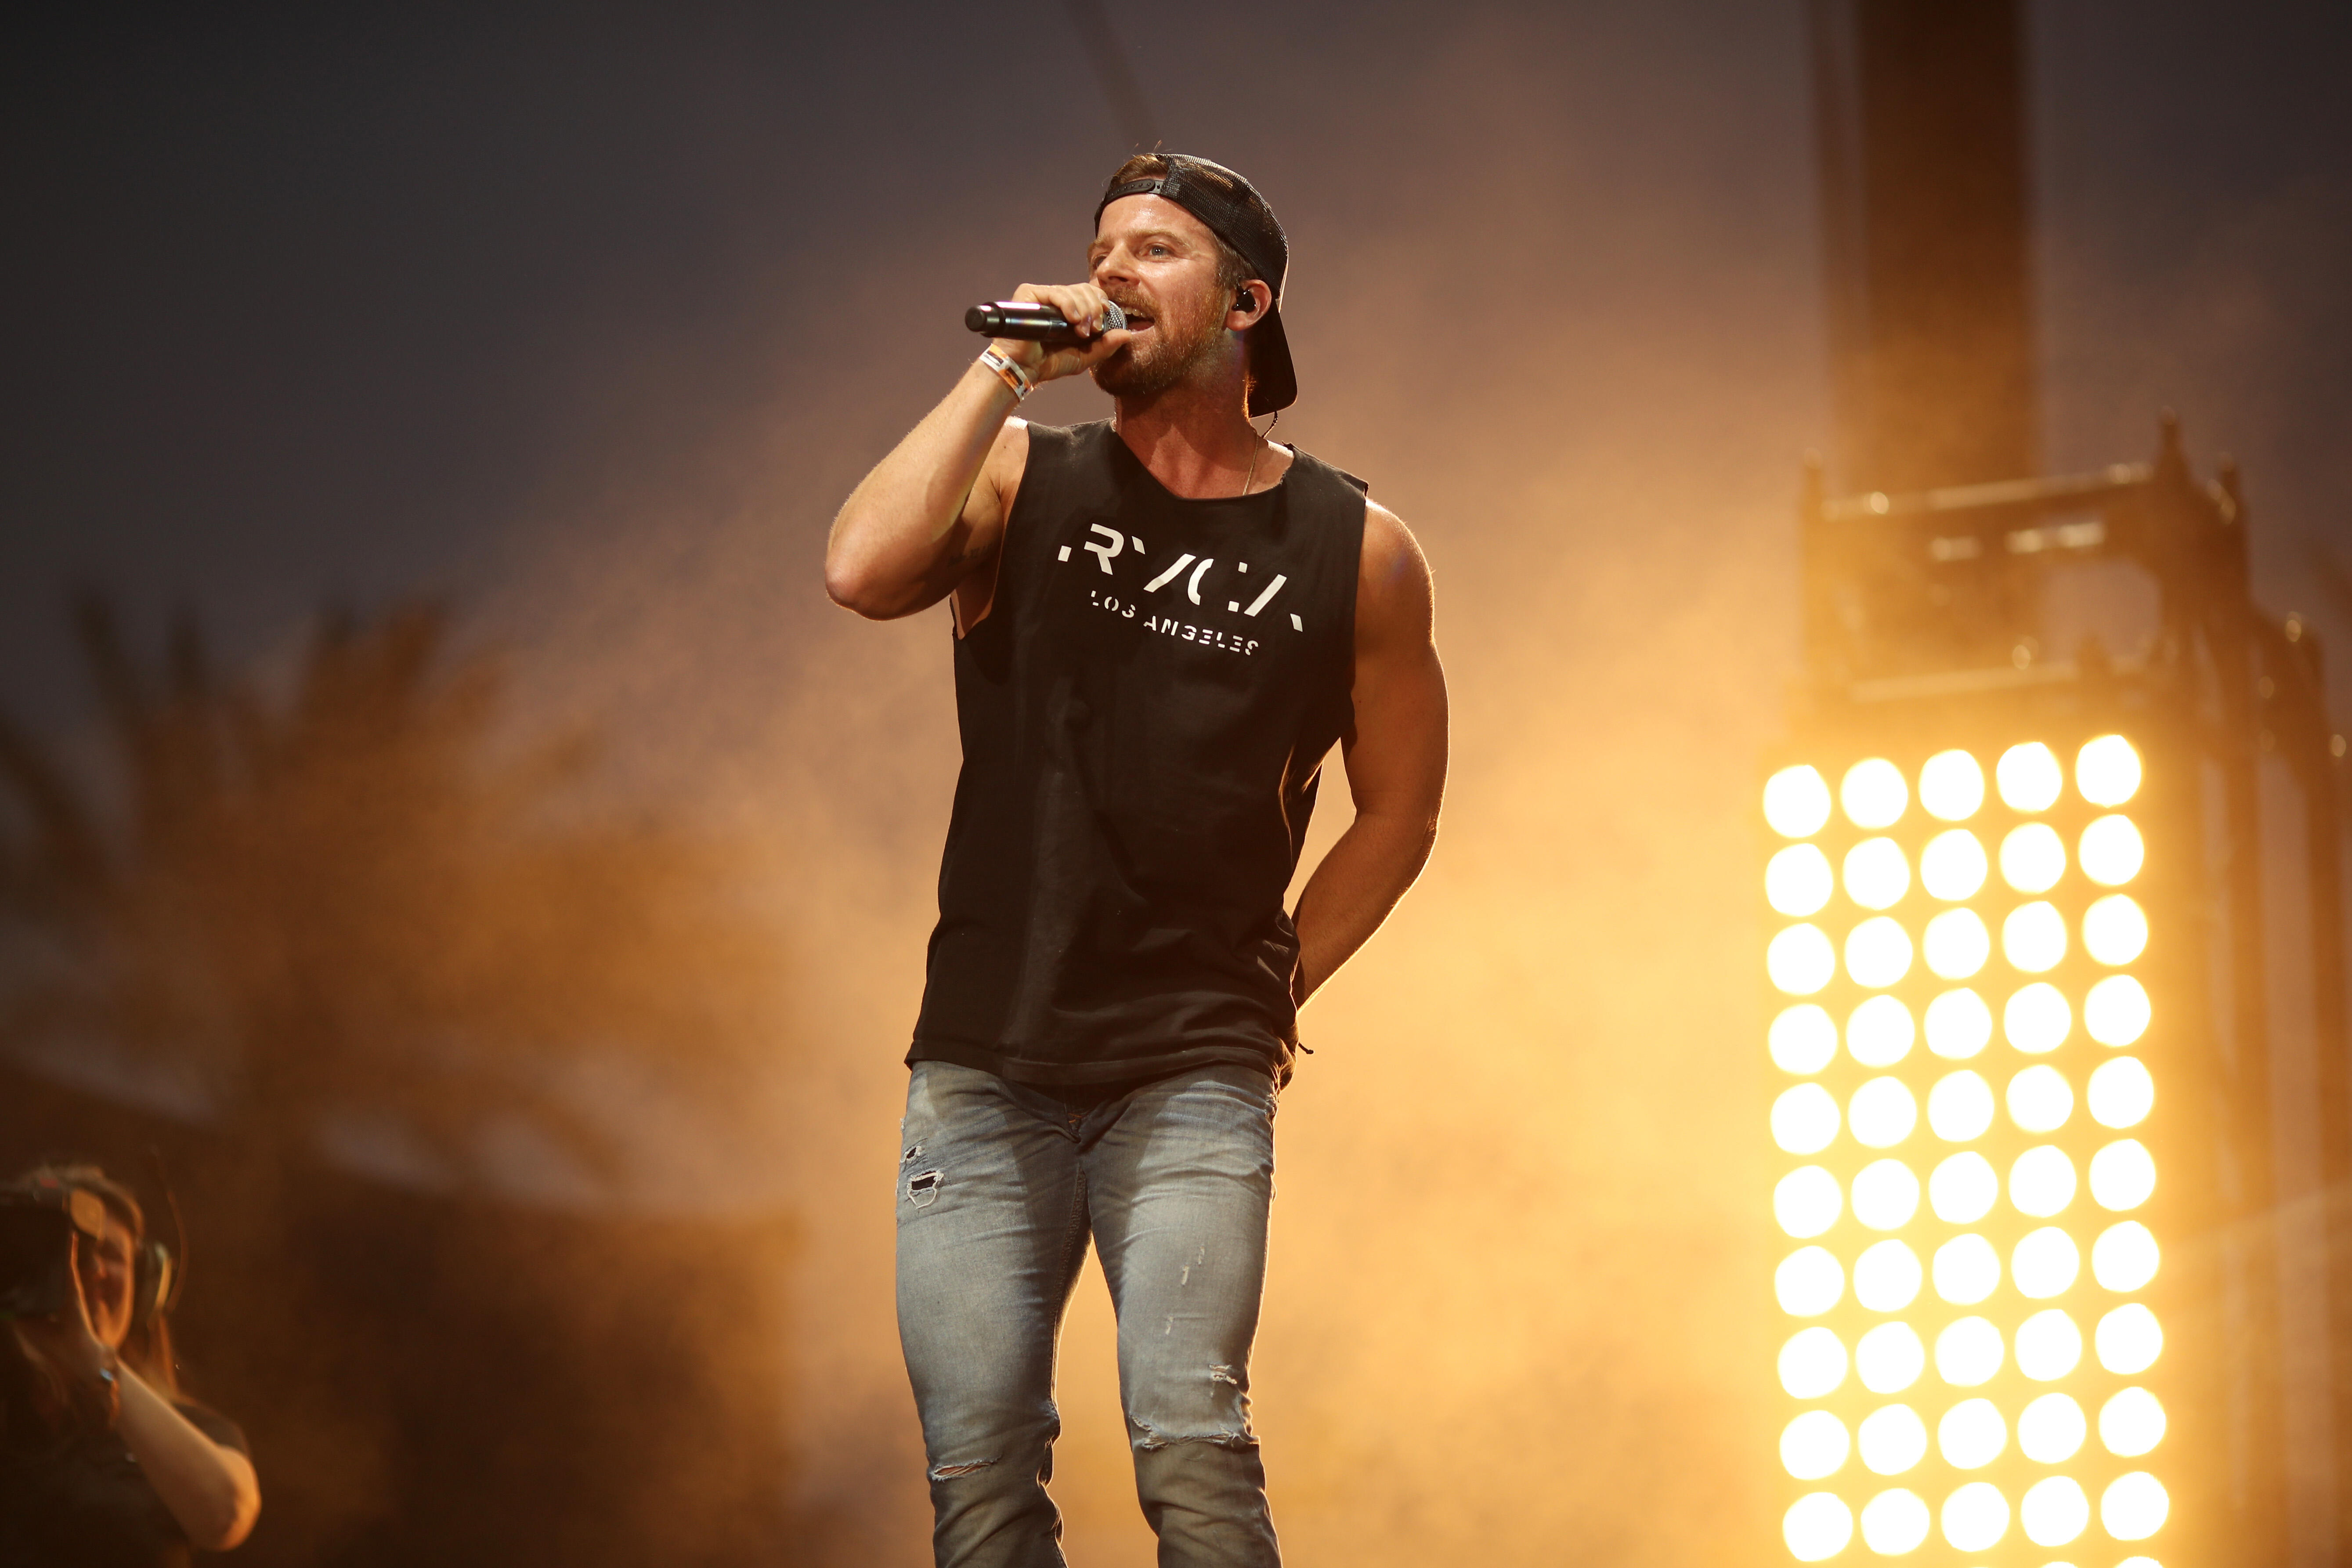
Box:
[895,1059,1283,1568]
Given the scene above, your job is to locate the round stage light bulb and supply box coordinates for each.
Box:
[2004,983,2072,1053]
[1781,1409,1850,1480]
[1765,766,1833,838]
[2015,1308,2083,1381]
[2085,894,2150,965]
[1920,749,1985,820]
[2080,814,2145,885]
[1779,1325,1850,1399]
[1778,1245,1846,1315]
[2101,1472,2169,1542]
[1929,1070,1995,1142]
[1854,1239,1924,1311]
[1860,1488,1931,1555]
[1783,1492,1854,1562]
[2017,1390,2088,1462]
[2089,1057,2155,1129]
[1938,1398,2007,1469]
[2012,1225,2082,1299]
[1933,1234,2001,1304]
[1941,1480,2011,1552]
[1847,917,1915,988]
[1774,1083,1841,1154]
[1845,837,1911,909]
[1771,1004,1839,1074]
[1858,1404,1928,1474]
[1770,923,1837,994]
[1847,995,1915,1067]
[2097,1304,2164,1373]
[2086,974,2152,1046]
[2001,823,2067,892]
[2101,1386,2168,1457]
[1930,1152,1998,1223]
[2093,1221,2160,1293]
[2077,734,2143,806]
[1767,844,1834,916]
[2009,1145,2077,1217]
[1999,742,2063,812]
[1934,1315,2004,1386]
[2008,1064,2074,1133]
[1843,758,1909,828]
[2002,901,2068,972]
[1924,908,1991,979]
[1850,1077,1919,1148]
[1921,829,1989,900]
[1856,1321,1925,1393]
[1775,1165,1843,1238]
[1926,988,1993,1058]
[1852,1158,1922,1230]
[2090,1139,2157,1211]
[2020,1474,2091,1548]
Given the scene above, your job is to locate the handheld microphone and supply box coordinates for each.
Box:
[965,300,1127,340]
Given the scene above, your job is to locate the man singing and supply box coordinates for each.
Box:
[826,152,1447,1567]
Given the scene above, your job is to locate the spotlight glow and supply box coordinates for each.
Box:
[2000,823,2067,892]
[1929,1071,1996,1142]
[1941,1480,2011,1552]
[2096,1304,2164,1373]
[1858,1405,1928,1474]
[1844,837,1911,909]
[2100,1472,2168,1542]
[2003,982,2072,1053]
[2092,1222,2161,1293]
[2079,814,2145,885]
[1850,1077,1919,1148]
[1773,1083,1841,1153]
[2016,1390,2087,1461]
[1846,917,1915,987]
[2100,1387,2167,1457]
[1933,1315,2004,1385]
[1920,829,1989,900]
[1933,1234,2001,1304]
[2007,1064,2074,1133]
[1998,742,2063,812]
[1846,995,1915,1067]
[1851,1159,1922,1230]
[1765,766,1833,838]
[1770,925,1837,994]
[1924,908,1991,979]
[2020,1474,2091,1547]
[2014,1309,2083,1381]
[2011,1225,2082,1298]
[2002,901,2068,971]
[2077,734,2142,806]
[1853,1239,1925,1311]
[1779,1325,1850,1398]
[1919,750,1985,820]
[1783,1492,1854,1561]
[1775,1165,1843,1237]
[2089,1139,2157,1210]
[1925,989,1993,1058]
[1770,1004,1839,1073]
[1843,758,1910,828]
[1781,1409,1850,1480]
[2085,975,2152,1045]
[1859,1488,1931,1555]
[1929,1153,1998,1223]
[1767,844,1835,915]
[1856,1321,1925,1393]
[1777,1246,1846,1315]
[2088,1056,2155,1128]
[2008,1145,2077,1217]
[2084,894,2150,965]
[1938,1398,2007,1468]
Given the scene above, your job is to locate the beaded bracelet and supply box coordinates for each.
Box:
[978,347,1033,402]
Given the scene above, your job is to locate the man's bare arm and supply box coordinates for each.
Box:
[1290,502,1448,1003]
[825,282,1131,621]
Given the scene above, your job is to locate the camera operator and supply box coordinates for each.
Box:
[0,1164,260,1565]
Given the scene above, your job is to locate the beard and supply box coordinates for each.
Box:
[1091,284,1230,401]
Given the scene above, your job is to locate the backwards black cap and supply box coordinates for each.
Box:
[1095,153,1296,416]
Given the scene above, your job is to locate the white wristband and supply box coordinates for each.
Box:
[978,347,1033,402]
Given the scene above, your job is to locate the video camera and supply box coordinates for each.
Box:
[0,1186,108,1322]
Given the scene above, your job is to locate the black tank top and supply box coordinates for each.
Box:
[909,420,1366,1087]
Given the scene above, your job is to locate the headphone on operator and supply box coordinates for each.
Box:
[12,1160,185,1332]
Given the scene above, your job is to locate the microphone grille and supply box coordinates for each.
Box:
[1099,301,1126,332]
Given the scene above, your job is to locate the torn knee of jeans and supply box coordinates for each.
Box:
[1127,1413,1258,1452]
[906,1169,943,1208]
[929,1456,998,1480]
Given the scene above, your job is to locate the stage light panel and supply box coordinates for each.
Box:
[1924,988,1992,1058]
[1766,766,1833,838]
[1783,1493,1853,1561]
[2084,975,2151,1046]
[1929,1070,1996,1141]
[2079,813,2144,885]
[1919,749,1985,820]
[2076,734,2142,806]
[1934,1316,2004,1385]
[1781,1410,1850,1480]
[1773,1083,1840,1153]
[1929,1152,1999,1222]
[1780,1325,1850,1398]
[2096,1304,2163,1374]
[2003,982,2071,1052]
[2002,901,2068,971]
[2085,894,2150,965]
[2089,1139,2157,1210]
[2020,1474,2091,1547]
[1775,1166,1843,1237]
[1941,1480,2010,1551]
[2007,1064,2074,1132]
[1924,907,1991,979]
[1938,1398,2007,1468]
[1849,1077,1918,1147]
[1920,828,1988,899]
[2000,822,2067,892]
[2008,1145,2077,1216]
[1770,924,1836,994]
[1853,1239,1924,1311]
[2093,1222,2160,1293]
[1843,837,1910,908]
[1770,1004,1839,1073]
[1856,1322,1925,1393]
[1842,759,1909,828]
[2088,1057,2155,1129]
[1851,1158,1921,1229]
[2101,1387,2167,1457]
[1777,1246,1846,1315]
[1846,916,1914,987]
[1858,1404,1929,1474]
[1860,1487,1930,1554]
[1998,742,2063,811]
[1933,1235,2002,1304]
[1846,995,1914,1066]
[2101,1472,2168,1540]
[2012,1226,2082,1298]
[2019,1393,2088,1467]
[1767,844,1835,915]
